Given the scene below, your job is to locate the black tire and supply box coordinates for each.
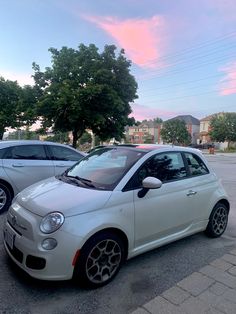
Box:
[205,203,229,238]
[74,232,125,288]
[0,183,12,214]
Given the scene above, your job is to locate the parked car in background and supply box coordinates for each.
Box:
[86,145,107,154]
[0,140,85,213]
[3,145,229,287]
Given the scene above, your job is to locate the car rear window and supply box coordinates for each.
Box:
[5,145,47,160]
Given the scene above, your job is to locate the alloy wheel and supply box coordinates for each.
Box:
[212,205,228,235]
[85,239,122,284]
[0,187,7,211]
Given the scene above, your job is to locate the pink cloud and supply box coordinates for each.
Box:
[83,15,166,68]
[218,61,236,96]
[129,103,177,121]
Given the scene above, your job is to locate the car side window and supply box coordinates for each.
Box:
[5,145,47,160]
[0,147,9,159]
[124,152,187,191]
[49,145,83,161]
[184,152,209,176]
[140,152,187,183]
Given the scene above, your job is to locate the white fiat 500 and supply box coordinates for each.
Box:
[3,145,229,287]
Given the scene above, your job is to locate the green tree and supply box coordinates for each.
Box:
[143,133,154,144]
[45,131,69,143]
[18,85,38,127]
[33,44,138,147]
[161,119,191,145]
[0,77,21,139]
[210,113,236,148]
[153,117,163,124]
[79,131,92,145]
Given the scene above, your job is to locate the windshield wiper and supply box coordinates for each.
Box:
[66,175,95,188]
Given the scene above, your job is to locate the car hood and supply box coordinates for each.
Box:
[16,177,112,217]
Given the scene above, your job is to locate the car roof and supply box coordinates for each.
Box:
[0,140,85,153]
[100,144,202,154]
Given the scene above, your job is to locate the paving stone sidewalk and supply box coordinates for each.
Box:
[131,248,236,314]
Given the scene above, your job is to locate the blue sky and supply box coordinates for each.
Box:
[1,0,236,121]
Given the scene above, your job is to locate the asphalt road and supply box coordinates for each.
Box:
[0,153,235,314]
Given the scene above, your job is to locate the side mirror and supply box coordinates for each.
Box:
[142,177,162,189]
[138,177,162,198]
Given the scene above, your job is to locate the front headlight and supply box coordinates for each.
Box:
[40,212,65,234]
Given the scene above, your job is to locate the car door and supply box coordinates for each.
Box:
[182,151,217,220]
[48,144,84,175]
[131,152,202,248]
[2,144,55,192]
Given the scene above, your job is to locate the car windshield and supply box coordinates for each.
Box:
[65,147,146,190]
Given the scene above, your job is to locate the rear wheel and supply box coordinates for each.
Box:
[75,232,125,288]
[205,203,228,238]
[0,183,12,214]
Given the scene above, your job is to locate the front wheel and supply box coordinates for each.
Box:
[0,183,12,214]
[74,232,125,288]
[205,203,229,238]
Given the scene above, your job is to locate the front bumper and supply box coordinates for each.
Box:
[3,209,82,281]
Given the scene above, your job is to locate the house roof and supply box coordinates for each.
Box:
[167,115,200,125]
[200,112,228,122]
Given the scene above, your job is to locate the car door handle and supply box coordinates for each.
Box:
[55,164,67,167]
[12,163,24,167]
[187,190,197,196]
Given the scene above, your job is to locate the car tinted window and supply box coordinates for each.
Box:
[125,152,187,190]
[0,147,9,159]
[50,145,83,161]
[184,152,209,176]
[5,145,47,160]
[141,152,187,182]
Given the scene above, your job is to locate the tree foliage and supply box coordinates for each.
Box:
[153,117,163,124]
[79,131,92,145]
[45,131,69,143]
[161,119,191,145]
[33,44,138,147]
[0,78,38,139]
[18,85,38,127]
[209,113,236,146]
[0,77,21,139]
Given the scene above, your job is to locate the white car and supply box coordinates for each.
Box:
[0,140,85,213]
[3,145,229,288]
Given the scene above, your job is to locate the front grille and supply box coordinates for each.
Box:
[6,243,23,263]
[8,221,22,236]
[26,255,46,270]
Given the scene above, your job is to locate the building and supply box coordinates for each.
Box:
[167,115,200,144]
[199,113,216,144]
[127,120,162,144]
[199,112,232,150]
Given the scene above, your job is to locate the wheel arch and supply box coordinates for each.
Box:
[0,179,14,200]
[80,227,129,261]
[215,199,230,212]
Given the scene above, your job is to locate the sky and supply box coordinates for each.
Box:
[1,0,236,122]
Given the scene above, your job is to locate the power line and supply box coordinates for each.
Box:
[139,78,236,98]
[137,30,236,67]
[137,52,236,80]
[137,44,236,77]
[143,86,236,104]
[140,70,236,93]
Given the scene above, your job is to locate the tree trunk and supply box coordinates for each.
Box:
[72,128,84,148]
[0,128,5,140]
[72,130,78,148]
